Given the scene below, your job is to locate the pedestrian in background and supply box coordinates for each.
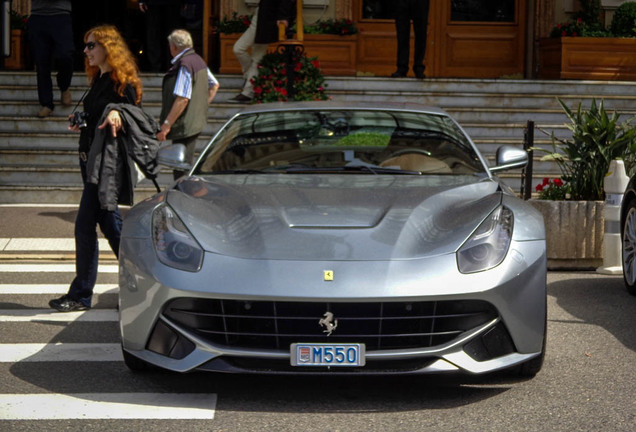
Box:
[156,29,219,179]
[49,25,143,312]
[27,0,75,118]
[391,0,430,79]
[139,0,183,71]
[229,0,295,103]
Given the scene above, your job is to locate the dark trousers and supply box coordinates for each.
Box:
[27,14,74,110]
[67,159,122,307]
[173,134,199,180]
[395,0,430,74]
[145,3,182,71]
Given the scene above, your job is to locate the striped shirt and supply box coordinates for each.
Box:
[171,48,218,99]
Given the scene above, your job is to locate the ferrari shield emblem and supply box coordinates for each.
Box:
[324,270,334,281]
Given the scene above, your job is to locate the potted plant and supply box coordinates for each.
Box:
[251,50,329,103]
[538,0,636,80]
[530,98,636,268]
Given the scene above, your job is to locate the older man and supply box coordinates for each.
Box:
[156,29,219,179]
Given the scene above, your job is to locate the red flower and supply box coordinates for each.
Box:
[554,178,563,187]
[536,184,544,192]
[542,178,550,186]
[562,30,567,37]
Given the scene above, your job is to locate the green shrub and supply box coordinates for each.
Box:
[611,1,636,37]
[535,99,636,201]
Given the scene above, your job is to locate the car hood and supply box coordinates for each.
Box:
[167,175,502,260]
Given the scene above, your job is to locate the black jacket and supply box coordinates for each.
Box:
[255,0,296,44]
[86,104,161,211]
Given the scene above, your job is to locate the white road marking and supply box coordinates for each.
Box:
[0,238,111,252]
[0,309,118,322]
[0,343,123,362]
[0,264,118,273]
[0,393,217,419]
[0,204,80,208]
[0,284,118,295]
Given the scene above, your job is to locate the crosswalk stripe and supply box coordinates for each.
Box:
[0,343,123,362]
[0,309,118,322]
[0,238,111,252]
[0,284,118,295]
[0,393,217,419]
[0,264,119,273]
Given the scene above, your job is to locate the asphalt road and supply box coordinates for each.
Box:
[1,206,635,431]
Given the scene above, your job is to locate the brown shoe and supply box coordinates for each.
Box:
[37,106,53,118]
[61,89,72,106]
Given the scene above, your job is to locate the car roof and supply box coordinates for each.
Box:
[234,101,450,116]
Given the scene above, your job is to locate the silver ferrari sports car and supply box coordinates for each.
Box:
[119,102,547,377]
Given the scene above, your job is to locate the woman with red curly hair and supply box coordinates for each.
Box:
[50,25,144,312]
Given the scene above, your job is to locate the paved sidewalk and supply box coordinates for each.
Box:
[0,204,120,261]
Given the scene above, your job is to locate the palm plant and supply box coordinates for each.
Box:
[536,98,636,200]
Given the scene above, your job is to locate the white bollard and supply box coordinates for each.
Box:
[597,159,630,275]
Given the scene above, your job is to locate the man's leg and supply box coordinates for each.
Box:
[27,15,55,111]
[240,43,267,98]
[393,0,410,77]
[52,14,75,101]
[233,8,258,76]
[411,0,430,78]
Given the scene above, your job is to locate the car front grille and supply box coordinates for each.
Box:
[162,298,498,351]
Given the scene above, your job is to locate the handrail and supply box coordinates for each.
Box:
[278,0,304,42]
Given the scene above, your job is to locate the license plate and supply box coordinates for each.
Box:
[290,343,365,367]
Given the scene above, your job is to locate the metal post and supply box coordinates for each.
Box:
[521,120,535,200]
[276,1,305,100]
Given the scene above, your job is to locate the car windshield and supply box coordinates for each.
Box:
[194,109,487,176]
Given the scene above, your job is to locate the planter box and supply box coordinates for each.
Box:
[538,37,636,81]
[219,33,357,76]
[529,200,604,270]
[4,30,27,70]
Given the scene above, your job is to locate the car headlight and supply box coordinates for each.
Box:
[152,204,203,272]
[457,206,513,274]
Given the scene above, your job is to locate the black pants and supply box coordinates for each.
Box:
[395,0,430,75]
[27,14,74,110]
[144,3,182,71]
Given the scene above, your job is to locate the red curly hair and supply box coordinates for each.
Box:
[84,25,143,104]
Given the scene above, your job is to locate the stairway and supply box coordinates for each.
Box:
[2,70,636,204]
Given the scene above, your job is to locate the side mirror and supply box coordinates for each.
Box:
[157,144,192,171]
[490,145,528,173]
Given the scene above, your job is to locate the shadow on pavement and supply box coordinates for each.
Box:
[548,272,636,353]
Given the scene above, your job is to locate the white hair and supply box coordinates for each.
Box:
[168,29,193,50]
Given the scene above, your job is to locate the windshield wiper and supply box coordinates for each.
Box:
[281,165,421,175]
[214,169,268,174]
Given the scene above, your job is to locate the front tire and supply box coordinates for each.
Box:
[621,199,636,295]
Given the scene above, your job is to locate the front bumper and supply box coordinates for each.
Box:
[119,236,546,375]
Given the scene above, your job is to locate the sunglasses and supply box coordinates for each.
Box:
[84,41,98,50]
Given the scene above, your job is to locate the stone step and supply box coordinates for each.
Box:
[1,71,633,204]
